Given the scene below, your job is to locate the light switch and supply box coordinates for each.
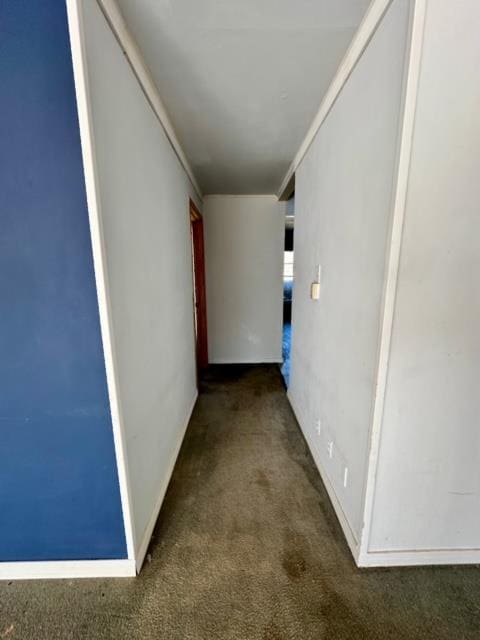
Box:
[310,264,321,300]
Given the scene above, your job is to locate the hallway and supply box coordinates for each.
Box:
[1,366,479,639]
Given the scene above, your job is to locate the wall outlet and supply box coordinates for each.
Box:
[316,419,322,436]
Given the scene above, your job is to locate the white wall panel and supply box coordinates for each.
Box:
[289,0,411,542]
[82,0,199,565]
[369,0,480,553]
[203,195,285,364]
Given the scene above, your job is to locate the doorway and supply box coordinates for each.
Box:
[190,199,208,373]
[281,195,295,386]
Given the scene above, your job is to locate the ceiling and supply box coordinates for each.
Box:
[115,0,370,195]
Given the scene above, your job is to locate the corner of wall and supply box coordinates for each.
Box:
[66,0,136,565]
[134,390,198,573]
[287,391,361,565]
[358,0,427,560]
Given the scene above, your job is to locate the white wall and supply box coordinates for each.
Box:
[203,196,285,364]
[288,0,411,544]
[369,0,480,553]
[82,0,199,564]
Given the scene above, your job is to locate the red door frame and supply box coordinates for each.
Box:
[190,199,209,371]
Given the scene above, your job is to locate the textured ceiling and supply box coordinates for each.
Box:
[115,0,370,194]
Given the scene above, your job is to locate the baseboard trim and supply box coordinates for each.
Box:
[358,547,480,568]
[135,391,198,573]
[287,391,360,565]
[209,358,282,365]
[0,559,136,581]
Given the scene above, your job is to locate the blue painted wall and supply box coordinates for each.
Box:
[0,1,127,561]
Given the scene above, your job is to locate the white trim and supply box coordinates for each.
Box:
[358,547,480,568]
[204,194,279,200]
[0,560,135,581]
[135,392,198,573]
[287,391,360,565]
[95,0,202,201]
[277,0,394,199]
[208,358,283,365]
[359,0,427,558]
[278,174,295,202]
[66,0,136,562]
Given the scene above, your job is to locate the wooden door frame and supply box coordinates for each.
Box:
[190,199,209,371]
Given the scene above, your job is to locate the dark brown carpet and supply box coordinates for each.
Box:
[1,365,479,639]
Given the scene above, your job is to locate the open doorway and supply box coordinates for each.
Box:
[281,195,294,386]
[190,199,208,375]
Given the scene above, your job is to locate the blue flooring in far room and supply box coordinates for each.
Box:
[281,322,291,386]
[281,278,293,387]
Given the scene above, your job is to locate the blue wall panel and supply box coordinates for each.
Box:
[0,1,127,561]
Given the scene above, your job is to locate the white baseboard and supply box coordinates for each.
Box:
[287,393,480,569]
[358,547,480,568]
[208,358,282,364]
[135,391,198,573]
[0,559,136,581]
[287,391,360,565]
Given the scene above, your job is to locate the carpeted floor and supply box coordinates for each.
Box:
[1,365,480,639]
